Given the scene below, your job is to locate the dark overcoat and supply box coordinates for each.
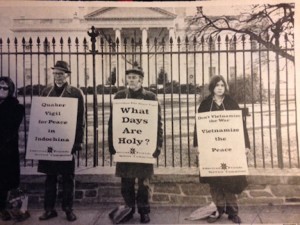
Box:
[38,84,85,175]
[0,97,24,191]
[194,94,250,193]
[108,88,163,178]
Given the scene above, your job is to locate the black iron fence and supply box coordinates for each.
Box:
[0,26,297,169]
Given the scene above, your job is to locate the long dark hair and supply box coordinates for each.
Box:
[208,75,228,95]
[0,76,15,97]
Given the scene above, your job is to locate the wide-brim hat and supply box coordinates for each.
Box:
[125,66,144,77]
[51,60,71,74]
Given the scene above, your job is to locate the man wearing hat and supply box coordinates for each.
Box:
[108,62,163,224]
[38,60,85,222]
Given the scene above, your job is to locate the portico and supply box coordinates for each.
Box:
[84,7,177,86]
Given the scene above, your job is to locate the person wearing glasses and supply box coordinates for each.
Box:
[108,63,163,224]
[38,61,85,222]
[0,77,25,221]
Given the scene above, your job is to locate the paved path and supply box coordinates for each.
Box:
[2,205,300,224]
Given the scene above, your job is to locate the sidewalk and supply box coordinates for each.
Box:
[2,204,300,225]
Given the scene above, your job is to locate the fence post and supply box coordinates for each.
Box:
[88,26,99,167]
[273,27,283,169]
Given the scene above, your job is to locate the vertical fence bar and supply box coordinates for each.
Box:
[7,38,10,78]
[284,34,291,168]
[170,37,175,167]
[100,37,105,167]
[193,37,197,114]
[83,38,89,167]
[250,37,256,167]
[275,36,283,168]
[233,35,237,92]
[259,42,265,167]
[0,38,2,77]
[52,38,56,67]
[185,36,191,167]
[266,34,274,168]
[177,37,183,167]
[44,38,49,86]
[162,38,167,167]
[217,36,221,76]
[21,38,27,166]
[225,36,229,82]
[88,26,99,167]
[60,37,63,61]
[241,35,246,109]
[37,38,41,96]
[14,38,18,97]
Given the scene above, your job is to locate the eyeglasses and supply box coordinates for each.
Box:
[0,86,9,91]
[53,72,65,76]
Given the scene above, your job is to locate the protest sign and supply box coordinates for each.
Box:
[112,99,158,164]
[196,110,249,176]
[26,96,78,161]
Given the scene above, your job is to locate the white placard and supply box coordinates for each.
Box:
[196,110,249,176]
[26,96,78,161]
[112,99,158,164]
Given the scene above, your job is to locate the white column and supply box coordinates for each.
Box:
[168,27,177,83]
[141,27,149,86]
[114,28,123,86]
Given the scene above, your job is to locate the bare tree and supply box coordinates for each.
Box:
[188,4,294,62]
[188,3,295,168]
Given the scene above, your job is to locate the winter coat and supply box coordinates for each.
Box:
[194,94,250,193]
[108,87,163,178]
[38,83,85,175]
[0,97,24,191]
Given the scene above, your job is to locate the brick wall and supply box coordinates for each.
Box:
[20,167,300,207]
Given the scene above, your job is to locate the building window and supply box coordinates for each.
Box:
[209,67,216,78]
[25,68,31,81]
[43,41,50,52]
[230,67,236,79]
[85,68,89,81]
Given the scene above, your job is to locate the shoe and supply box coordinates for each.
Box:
[0,210,12,221]
[228,215,242,224]
[206,211,221,223]
[39,210,58,220]
[66,211,77,222]
[140,214,150,224]
[15,211,30,222]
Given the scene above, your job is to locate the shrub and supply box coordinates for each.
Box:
[228,74,267,104]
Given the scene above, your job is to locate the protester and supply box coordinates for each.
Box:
[0,77,26,221]
[38,60,85,222]
[108,63,163,224]
[194,75,250,224]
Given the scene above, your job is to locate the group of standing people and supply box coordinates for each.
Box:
[0,60,250,224]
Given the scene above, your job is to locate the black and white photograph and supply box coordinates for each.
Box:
[0,0,299,224]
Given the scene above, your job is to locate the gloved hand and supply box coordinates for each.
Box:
[72,143,83,154]
[109,147,116,155]
[152,147,161,158]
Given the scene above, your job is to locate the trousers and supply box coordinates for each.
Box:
[121,177,150,215]
[0,190,8,211]
[209,183,238,216]
[43,174,74,212]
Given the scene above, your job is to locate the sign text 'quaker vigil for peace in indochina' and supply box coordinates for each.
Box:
[26,97,78,161]
[113,99,158,164]
[196,110,249,177]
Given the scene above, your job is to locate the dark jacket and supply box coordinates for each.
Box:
[38,83,85,175]
[108,87,163,178]
[0,97,24,191]
[194,94,250,192]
